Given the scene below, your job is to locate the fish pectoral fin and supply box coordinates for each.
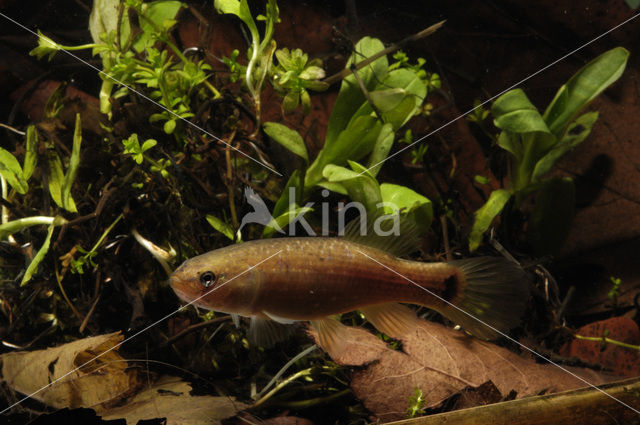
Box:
[309,317,350,359]
[231,314,240,328]
[262,311,298,325]
[360,303,418,339]
[248,316,297,348]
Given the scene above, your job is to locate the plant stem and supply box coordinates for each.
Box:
[574,333,640,352]
[255,344,318,399]
[0,216,64,240]
[204,80,222,98]
[225,131,239,229]
[271,389,352,409]
[252,368,313,408]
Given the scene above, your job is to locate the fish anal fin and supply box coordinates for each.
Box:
[309,317,351,359]
[360,303,418,339]
[249,316,297,348]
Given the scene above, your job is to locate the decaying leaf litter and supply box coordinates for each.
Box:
[0,0,639,423]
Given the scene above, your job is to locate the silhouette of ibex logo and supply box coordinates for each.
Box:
[238,187,284,234]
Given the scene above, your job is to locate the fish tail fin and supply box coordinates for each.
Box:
[437,257,529,340]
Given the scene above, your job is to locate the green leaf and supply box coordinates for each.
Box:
[133,1,184,53]
[469,189,512,252]
[263,122,309,162]
[526,178,575,256]
[306,115,382,189]
[322,162,381,213]
[21,217,65,286]
[61,114,82,213]
[263,206,313,238]
[543,47,629,136]
[282,91,299,112]
[163,119,177,134]
[46,146,65,209]
[0,147,28,195]
[496,131,523,161]
[206,214,235,241]
[215,0,259,44]
[89,0,120,45]
[325,37,388,146]
[532,111,599,181]
[380,183,433,233]
[513,132,557,192]
[492,89,550,134]
[369,88,406,113]
[381,95,417,130]
[316,180,347,195]
[141,138,158,152]
[23,126,38,181]
[367,123,394,177]
[270,170,302,226]
[378,68,427,127]
[626,0,640,8]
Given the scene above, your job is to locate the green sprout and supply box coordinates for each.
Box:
[122,134,172,179]
[608,276,622,308]
[406,387,426,418]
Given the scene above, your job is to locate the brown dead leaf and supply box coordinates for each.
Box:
[0,332,138,410]
[101,375,248,425]
[445,380,503,411]
[312,321,619,421]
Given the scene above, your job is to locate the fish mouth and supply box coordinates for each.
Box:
[169,278,195,303]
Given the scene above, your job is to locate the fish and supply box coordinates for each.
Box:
[169,222,529,357]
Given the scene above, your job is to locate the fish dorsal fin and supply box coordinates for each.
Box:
[309,317,351,359]
[342,213,421,257]
[360,303,418,339]
[248,316,297,348]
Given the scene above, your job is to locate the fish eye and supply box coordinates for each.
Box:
[199,271,217,288]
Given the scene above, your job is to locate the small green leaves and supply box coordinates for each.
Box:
[122,134,158,164]
[132,1,183,53]
[469,189,512,252]
[272,48,329,114]
[263,122,308,162]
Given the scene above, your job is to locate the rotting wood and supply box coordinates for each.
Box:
[388,377,640,425]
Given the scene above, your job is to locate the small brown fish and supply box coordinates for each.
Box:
[170,230,529,357]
